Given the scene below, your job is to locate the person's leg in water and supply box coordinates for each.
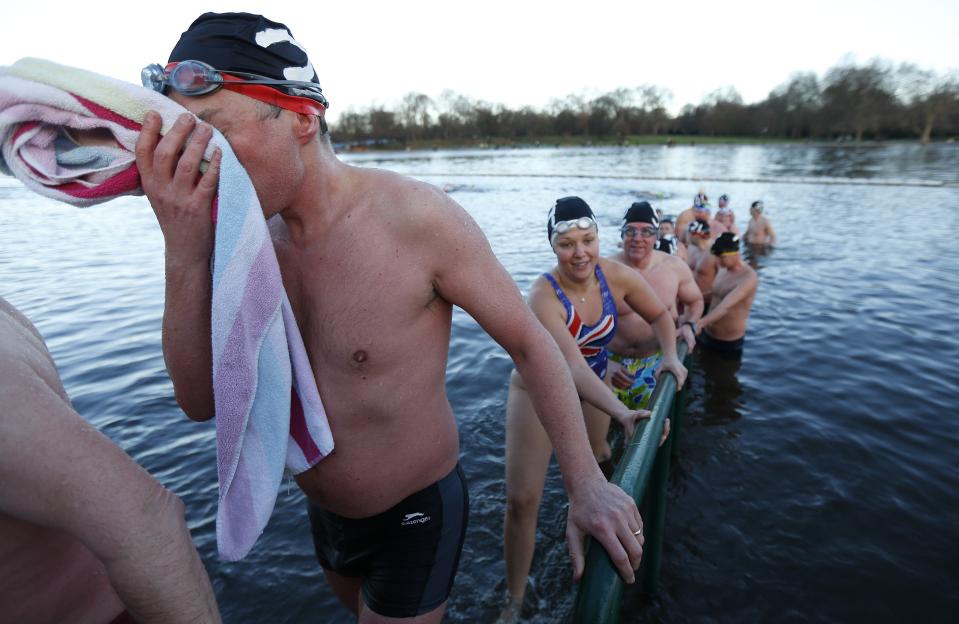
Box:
[583,401,612,464]
[499,372,556,623]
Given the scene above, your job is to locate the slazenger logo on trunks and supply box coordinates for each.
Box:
[401,512,431,526]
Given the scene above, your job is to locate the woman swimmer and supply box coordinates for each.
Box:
[498,196,686,620]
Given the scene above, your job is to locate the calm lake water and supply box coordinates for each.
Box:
[2,143,958,623]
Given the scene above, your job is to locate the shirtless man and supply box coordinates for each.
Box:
[673,191,706,244]
[677,192,725,244]
[744,200,776,246]
[656,216,687,261]
[135,12,645,622]
[0,298,220,624]
[685,219,719,309]
[607,202,704,410]
[696,233,758,354]
[716,194,740,236]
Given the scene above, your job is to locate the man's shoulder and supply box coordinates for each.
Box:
[0,308,61,404]
[355,168,451,214]
[0,303,46,366]
[604,251,629,266]
[730,263,758,283]
[598,256,631,280]
[660,251,692,275]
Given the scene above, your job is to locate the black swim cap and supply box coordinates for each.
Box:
[657,235,678,255]
[547,196,595,241]
[751,200,764,213]
[711,232,740,256]
[623,201,659,227]
[688,219,711,235]
[169,12,325,101]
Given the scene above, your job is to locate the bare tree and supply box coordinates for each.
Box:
[332,109,370,141]
[895,64,959,144]
[768,72,822,137]
[822,59,896,141]
[399,92,433,142]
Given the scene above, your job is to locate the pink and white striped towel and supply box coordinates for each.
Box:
[0,58,334,561]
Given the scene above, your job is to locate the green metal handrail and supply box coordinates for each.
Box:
[572,340,689,623]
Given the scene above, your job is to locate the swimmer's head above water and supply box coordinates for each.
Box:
[547,196,597,244]
[693,191,710,212]
[688,218,711,238]
[711,231,740,256]
[622,201,659,229]
[620,202,660,260]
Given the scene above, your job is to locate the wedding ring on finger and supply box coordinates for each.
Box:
[633,527,643,536]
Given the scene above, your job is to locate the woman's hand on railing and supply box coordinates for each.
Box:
[614,408,651,440]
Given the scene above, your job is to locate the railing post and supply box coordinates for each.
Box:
[572,341,688,623]
[641,432,672,594]
[670,366,687,460]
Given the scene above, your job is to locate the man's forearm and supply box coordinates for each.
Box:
[163,258,214,421]
[677,293,704,327]
[570,361,629,421]
[651,312,679,360]
[104,489,222,624]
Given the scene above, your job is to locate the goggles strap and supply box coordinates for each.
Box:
[220,75,324,115]
[163,62,326,116]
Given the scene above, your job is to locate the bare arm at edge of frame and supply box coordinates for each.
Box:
[0,307,221,623]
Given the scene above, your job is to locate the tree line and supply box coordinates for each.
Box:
[331,59,958,146]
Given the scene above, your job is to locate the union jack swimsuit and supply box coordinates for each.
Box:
[543,264,618,379]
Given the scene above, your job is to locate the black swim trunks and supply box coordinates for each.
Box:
[306,463,469,618]
[697,330,745,354]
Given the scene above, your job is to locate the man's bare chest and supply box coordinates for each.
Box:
[712,272,741,302]
[643,263,679,307]
[278,247,440,365]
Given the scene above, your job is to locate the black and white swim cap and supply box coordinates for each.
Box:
[169,12,327,106]
[623,201,659,227]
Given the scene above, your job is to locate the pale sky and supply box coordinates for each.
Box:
[3,0,956,122]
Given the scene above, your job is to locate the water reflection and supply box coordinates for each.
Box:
[697,347,744,427]
[2,144,958,623]
[744,244,773,270]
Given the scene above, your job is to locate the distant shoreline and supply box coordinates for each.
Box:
[335,135,956,153]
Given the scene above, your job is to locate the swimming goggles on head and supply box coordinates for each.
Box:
[621,225,658,239]
[552,217,597,237]
[141,59,329,109]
